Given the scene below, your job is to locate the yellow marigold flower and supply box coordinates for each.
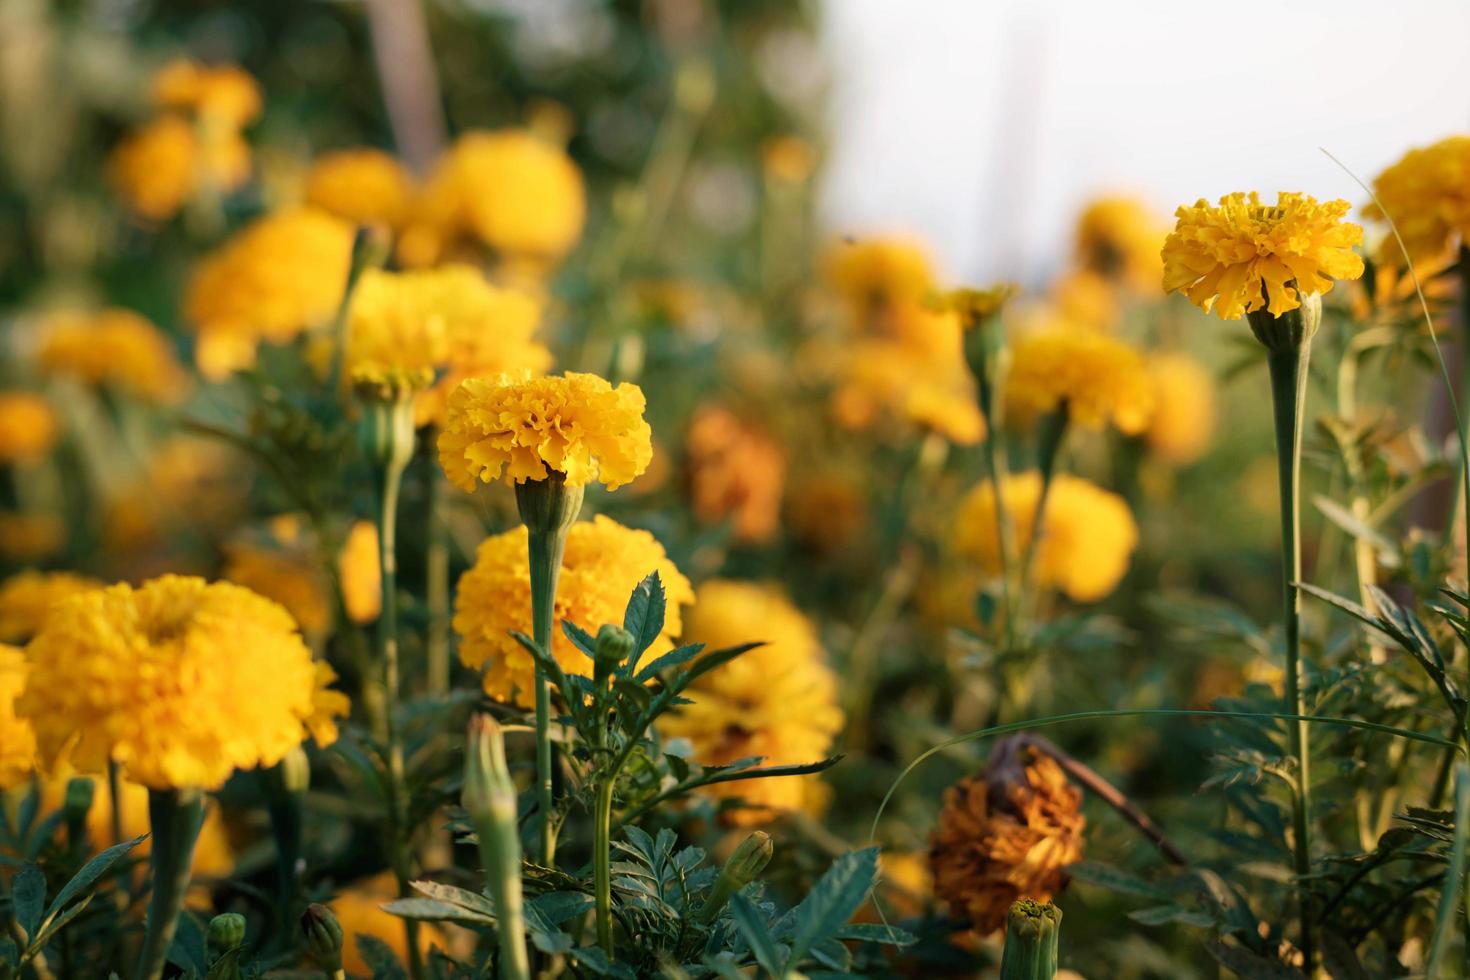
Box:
[1363,136,1470,265]
[399,129,586,267]
[1050,269,1120,331]
[338,520,382,625]
[185,207,355,379]
[345,265,551,427]
[38,308,190,404]
[20,575,348,790]
[685,405,786,545]
[106,116,199,221]
[0,391,58,465]
[222,541,332,638]
[0,513,64,561]
[858,851,932,923]
[304,148,416,229]
[1145,353,1217,465]
[0,645,36,789]
[1004,328,1154,433]
[104,437,248,552]
[955,472,1138,602]
[1162,191,1364,319]
[1074,195,1167,294]
[330,873,435,976]
[454,515,693,706]
[658,580,843,825]
[934,284,1015,328]
[151,59,262,129]
[824,237,935,313]
[930,740,1085,937]
[438,372,653,492]
[0,570,103,644]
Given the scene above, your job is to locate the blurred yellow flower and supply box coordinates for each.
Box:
[20,575,348,790]
[338,520,382,625]
[1004,328,1154,434]
[454,515,693,706]
[438,372,653,491]
[1074,195,1167,294]
[345,265,551,426]
[935,283,1015,328]
[955,472,1138,602]
[106,117,202,221]
[223,540,332,638]
[185,207,355,379]
[38,308,190,404]
[1162,191,1364,319]
[930,742,1085,937]
[104,436,249,553]
[304,148,416,230]
[1364,136,1470,265]
[330,873,434,976]
[685,405,786,545]
[0,570,103,643]
[0,513,65,561]
[399,129,585,268]
[1050,269,1120,331]
[659,580,843,825]
[0,645,36,788]
[762,135,818,184]
[151,59,262,130]
[1145,353,1217,465]
[824,236,935,314]
[0,391,58,465]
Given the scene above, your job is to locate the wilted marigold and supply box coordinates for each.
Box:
[0,645,36,788]
[399,129,585,267]
[185,206,355,379]
[454,515,693,705]
[1364,136,1470,265]
[0,570,103,643]
[0,391,58,465]
[38,308,190,404]
[1004,328,1154,434]
[438,372,653,492]
[1074,195,1167,294]
[304,148,416,230]
[930,739,1085,937]
[955,472,1138,602]
[1145,353,1217,465]
[1162,191,1364,319]
[659,580,843,825]
[20,575,349,790]
[685,405,786,545]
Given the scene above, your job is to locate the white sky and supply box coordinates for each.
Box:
[818,0,1470,286]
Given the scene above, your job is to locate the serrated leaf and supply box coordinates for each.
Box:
[780,847,878,969]
[1127,904,1218,928]
[382,897,495,925]
[633,643,706,684]
[1067,861,1172,902]
[833,922,918,945]
[357,933,410,979]
[43,835,145,925]
[12,866,44,941]
[530,891,593,926]
[409,879,497,918]
[1208,941,1304,979]
[729,893,783,976]
[623,572,667,664]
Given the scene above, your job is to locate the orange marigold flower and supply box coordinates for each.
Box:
[1162,191,1364,319]
[438,372,653,492]
[454,516,693,706]
[38,308,190,404]
[0,391,58,465]
[685,405,786,545]
[1004,329,1153,434]
[0,644,36,789]
[930,739,1085,937]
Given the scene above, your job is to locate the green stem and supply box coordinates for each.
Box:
[1020,406,1069,604]
[376,458,423,980]
[426,468,450,697]
[593,774,615,955]
[135,789,203,980]
[527,527,567,866]
[1266,342,1315,974]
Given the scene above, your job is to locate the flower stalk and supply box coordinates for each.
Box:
[590,624,634,954]
[516,473,585,866]
[465,716,531,980]
[136,788,205,980]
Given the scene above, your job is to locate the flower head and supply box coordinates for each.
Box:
[399,130,585,268]
[658,580,843,825]
[1363,136,1470,264]
[955,472,1137,602]
[454,515,693,705]
[38,309,190,404]
[0,645,36,788]
[185,207,355,379]
[1145,353,1217,465]
[0,571,103,643]
[304,148,416,230]
[824,237,935,313]
[1074,195,1167,293]
[934,284,1015,329]
[106,117,210,221]
[0,391,58,465]
[930,739,1084,937]
[20,575,348,789]
[438,372,653,491]
[1004,329,1154,433]
[151,60,262,129]
[1162,191,1364,319]
[685,405,786,545]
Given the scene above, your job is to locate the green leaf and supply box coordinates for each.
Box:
[780,847,879,970]
[30,894,94,949]
[633,643,706,684]
[623,572,667,665]
[729,893,783,976]
[12,866,44,942]
[1066,861,1172,902]
[409,879,498,919]
[382,897,495,925]
[1208,941,1304,979]
[357,934,409,980]
[832,923,918,945]
[43,835,145,925]
[1127,904,1218,928]
[674,642,763,693]
[561,620,599,661]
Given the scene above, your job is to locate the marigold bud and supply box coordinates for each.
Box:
[594,624,636,668]
[63,777,95,823]
[999,899,1062,980]
[206,913,247,968]
[696,831,774,923]
[301,903,344,972]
